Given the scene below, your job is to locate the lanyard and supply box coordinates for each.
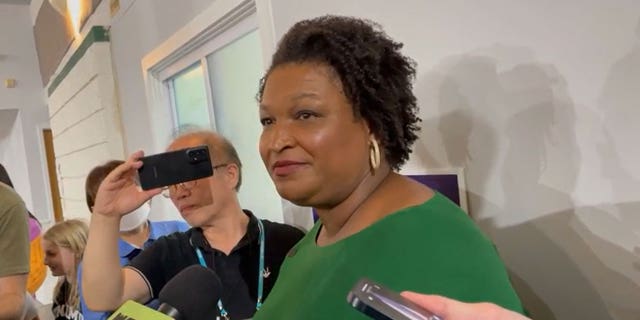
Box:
[194,219,265,320]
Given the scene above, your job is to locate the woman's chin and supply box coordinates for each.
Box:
[275,185,315,206]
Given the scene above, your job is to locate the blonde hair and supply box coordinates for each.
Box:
[43,219,89,309]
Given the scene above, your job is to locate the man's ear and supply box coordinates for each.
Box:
[225,164,240,190]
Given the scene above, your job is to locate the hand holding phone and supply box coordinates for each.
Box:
[347,278,442,320]
[137,145,213,190]
[92,150,161,218]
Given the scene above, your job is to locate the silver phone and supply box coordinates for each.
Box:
[347,278,442,320]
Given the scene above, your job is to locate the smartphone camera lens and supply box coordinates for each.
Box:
[187,148,209,163]
[186,147,209,164]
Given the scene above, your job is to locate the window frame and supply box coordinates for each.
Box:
[141,0,275,153]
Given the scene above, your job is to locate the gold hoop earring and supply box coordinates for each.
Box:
[369,138,381,171]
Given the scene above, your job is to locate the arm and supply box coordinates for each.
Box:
[0,274,27,320]
[83,214,150,310]
[401,292,531,320]
[77,262,112,320]
[82,152,161,310]
[0,191,30,320]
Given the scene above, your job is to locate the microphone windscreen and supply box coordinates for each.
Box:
[159,265,222,320]
[106,300,173,320]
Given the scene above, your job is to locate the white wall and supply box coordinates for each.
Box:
[266,0,640,319]
[47,41,125,220]
[110,0,214,155]
[109,0,216,220]
[0,4,52,223]
[0,110,30,200]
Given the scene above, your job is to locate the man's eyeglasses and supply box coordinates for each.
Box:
[161,163,229,198]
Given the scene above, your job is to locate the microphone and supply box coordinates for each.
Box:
[106,300,173,320]
[106,265,222,320]
[158,264,222,320]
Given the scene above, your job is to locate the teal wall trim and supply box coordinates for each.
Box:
[47,26,110,97]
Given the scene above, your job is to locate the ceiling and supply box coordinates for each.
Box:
[0,0,31,5]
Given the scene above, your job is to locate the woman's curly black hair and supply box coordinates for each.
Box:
[258,15,421,171]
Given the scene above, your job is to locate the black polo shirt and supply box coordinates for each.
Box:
[126,210,304,319]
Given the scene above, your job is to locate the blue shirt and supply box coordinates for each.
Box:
[78,220,189,320]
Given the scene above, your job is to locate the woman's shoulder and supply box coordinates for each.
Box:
[406,192,468,219]
[373,174,437,219]
[403,194,484,235]
[381,175,470,225]
[373,190,492,253]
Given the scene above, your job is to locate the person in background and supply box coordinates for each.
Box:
[0,164,46,298]
[43,219,89,320]
[0,181,38,320]
[401,292,532,320]
[82,131,304,319]
[77,160,189,320]
[252,15,523,319]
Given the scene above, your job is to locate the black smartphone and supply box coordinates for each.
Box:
[347,278,442,320]
[137,145,213,190]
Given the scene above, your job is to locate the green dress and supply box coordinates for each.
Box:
[254,193,523,319]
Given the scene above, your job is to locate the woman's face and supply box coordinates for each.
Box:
[259,62,371,206]
[42,239,77,277]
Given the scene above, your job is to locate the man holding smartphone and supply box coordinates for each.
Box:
[82,131,304,319]
[78,159,190,320]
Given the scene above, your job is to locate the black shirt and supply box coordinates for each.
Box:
[52,280,84,320]
[127,210,304,319]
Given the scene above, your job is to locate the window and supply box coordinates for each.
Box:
[142,1,290,223]
[206,30,275,214]
[168,62,210,128]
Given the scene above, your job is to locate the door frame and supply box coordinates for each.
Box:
[39,125,63,223]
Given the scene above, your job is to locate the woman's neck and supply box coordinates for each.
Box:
[316,167,392,246]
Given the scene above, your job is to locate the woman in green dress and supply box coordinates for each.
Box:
[254,15,524,319]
